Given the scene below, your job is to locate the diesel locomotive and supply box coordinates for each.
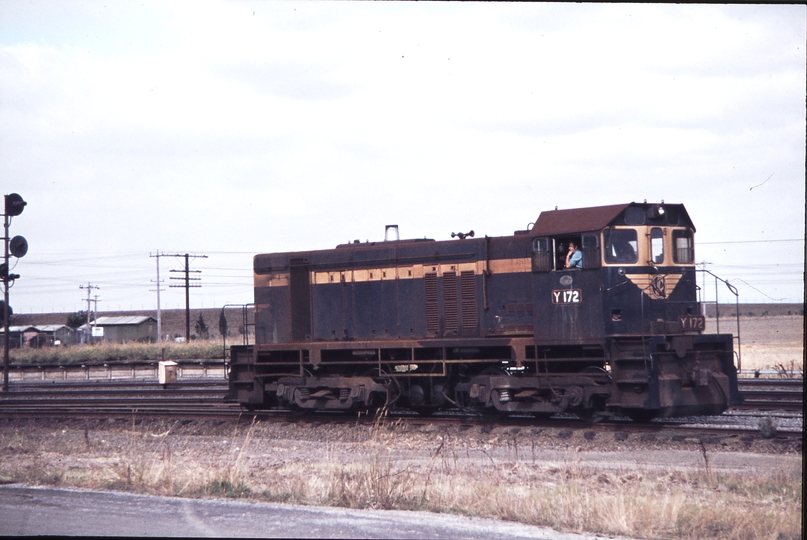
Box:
[228,202,742,420]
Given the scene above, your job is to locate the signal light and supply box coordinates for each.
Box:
[4,193,26,217]
[0,263,20,282]
[9,236,27,258]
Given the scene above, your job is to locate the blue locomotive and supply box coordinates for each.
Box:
[228,202,742,420]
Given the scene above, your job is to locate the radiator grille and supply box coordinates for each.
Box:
[425,272,439,334]
[460,270,477,329]
[443,271,458,332]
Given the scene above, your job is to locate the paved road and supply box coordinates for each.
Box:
[0,484,624,539]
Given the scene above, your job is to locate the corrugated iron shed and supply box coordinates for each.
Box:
[0,325,37,334]
[33,324,70,332]
[93,316,156,326]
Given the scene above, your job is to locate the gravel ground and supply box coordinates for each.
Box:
[2,413,801,471]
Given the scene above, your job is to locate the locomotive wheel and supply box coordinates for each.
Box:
[472,367,509,419]
[626,410,657,423]
[479,408,506,421]
[363,367,401,409]
[576,410,606,424]
[577,396,608,424]
[287,405,310,419]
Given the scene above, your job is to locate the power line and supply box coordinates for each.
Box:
[79,283,100,344]
[699,238,803,245]
[168,253,208,341]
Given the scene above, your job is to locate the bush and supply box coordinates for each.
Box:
[758,417,777,439]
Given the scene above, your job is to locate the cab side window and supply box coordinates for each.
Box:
[557,237,582,270]
[672,229,694,263]
[531,237,553,272]
[581,233,600,269]
[603,228,638,264]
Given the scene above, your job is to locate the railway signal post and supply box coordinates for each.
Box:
[3,192,28,392]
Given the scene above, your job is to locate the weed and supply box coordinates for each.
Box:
[774,360,803,379]
[327,457,416,510]
[758,417,778,439]
[206,479,252,498]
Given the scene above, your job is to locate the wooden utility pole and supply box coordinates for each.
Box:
[80,283,100,344]
[169,253,207,342]
[150,251,166,341]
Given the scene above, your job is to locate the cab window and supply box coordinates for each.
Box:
[603,228,638,264]
[556,237,582,270]
[672,229,694,264]
[532,236,586,271]
[531,237,553,272]
[650,228,664,264]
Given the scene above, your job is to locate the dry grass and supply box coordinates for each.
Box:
[0,419,801,540]
[706,315,804,373]
[9,340,225,364]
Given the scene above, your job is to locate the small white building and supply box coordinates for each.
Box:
[90,316,158,343]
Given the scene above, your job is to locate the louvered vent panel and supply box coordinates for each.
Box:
[460,271,477,329]
[443,272,458,332]
[425,272,439,334]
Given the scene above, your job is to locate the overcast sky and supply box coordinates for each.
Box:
[1,1,804,315]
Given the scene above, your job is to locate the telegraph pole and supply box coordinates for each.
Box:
[696,260,711,315]
[168,253,207,342]
[150,251,166,342]
[80,283,100,344]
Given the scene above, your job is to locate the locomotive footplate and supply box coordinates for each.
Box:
[274,376,391,411]
[456,373,611,414]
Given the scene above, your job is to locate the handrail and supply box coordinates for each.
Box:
[220,303,255,362]
[697,269,742,371]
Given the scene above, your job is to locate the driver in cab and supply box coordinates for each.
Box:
[565,241,582,269]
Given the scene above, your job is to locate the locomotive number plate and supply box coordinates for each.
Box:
[679,315,705,332]
[552,289,582,304]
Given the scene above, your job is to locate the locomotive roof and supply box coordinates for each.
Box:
[530,202,694,236]
[253,202,695,272]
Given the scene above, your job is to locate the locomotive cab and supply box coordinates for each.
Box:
[526,203,739,418]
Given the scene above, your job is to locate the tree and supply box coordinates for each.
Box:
[66,311,87,329]
[195,313,209,339]
[218,309,229,338]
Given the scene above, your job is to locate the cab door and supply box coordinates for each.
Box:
[531,234,604,345]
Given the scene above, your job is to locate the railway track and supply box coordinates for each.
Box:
[0,376,801,439]
[3,363,802,408]
[0,380,239,419]
[736,378,803,411]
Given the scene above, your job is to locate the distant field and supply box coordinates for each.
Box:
[706,315,803,372]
